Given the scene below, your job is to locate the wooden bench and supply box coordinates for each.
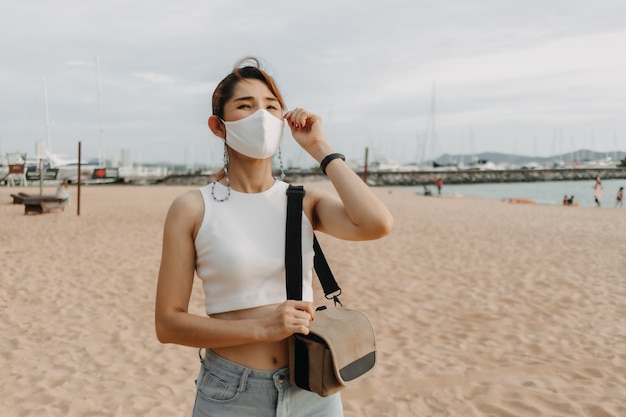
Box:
[10,192,31,204]
[22,196,67,215]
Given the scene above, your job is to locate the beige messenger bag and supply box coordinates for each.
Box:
[285,185,377,397]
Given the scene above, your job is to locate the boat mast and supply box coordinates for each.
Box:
[429,80,437,161]
[96,56,105,167]
[43,77,52,154]
[418,81,437,167]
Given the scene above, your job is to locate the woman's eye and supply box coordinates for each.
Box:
[238,104,251,109]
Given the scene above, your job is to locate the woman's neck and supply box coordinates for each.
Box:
[224,159,276,194]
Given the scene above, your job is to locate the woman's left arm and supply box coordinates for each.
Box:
[285,108,393,241]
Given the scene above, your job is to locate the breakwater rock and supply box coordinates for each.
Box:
[159,168,626,187]
[358,167,626,186]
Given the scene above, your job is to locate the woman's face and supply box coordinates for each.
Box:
[222,79,283,122]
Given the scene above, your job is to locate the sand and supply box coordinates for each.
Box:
[1,183,625,417]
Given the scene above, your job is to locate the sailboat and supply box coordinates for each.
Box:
[24,65,115,185]
[415,81,437,170]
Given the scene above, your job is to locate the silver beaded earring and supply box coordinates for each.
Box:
[211,143,231,202]
[276,147,285,181]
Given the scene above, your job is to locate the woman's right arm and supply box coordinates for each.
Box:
[154,191,313,348]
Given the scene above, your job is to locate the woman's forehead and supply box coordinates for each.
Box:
[232,79,274,98]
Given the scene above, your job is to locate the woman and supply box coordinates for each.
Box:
[155,57,393,416]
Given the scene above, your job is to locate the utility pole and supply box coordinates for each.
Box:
[96,56,106,167]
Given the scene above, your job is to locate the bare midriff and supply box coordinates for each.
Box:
[211,304,289,371]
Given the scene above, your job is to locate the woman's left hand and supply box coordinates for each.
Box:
[284,108,326,155]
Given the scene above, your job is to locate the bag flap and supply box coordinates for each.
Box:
[307,306,376,384]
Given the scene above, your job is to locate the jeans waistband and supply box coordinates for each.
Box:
[201,349,289,388]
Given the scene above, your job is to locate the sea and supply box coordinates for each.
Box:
[395,178,626,208]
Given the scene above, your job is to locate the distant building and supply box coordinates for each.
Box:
[121,149,132,168]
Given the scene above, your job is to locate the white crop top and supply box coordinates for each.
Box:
[195,180,314,315]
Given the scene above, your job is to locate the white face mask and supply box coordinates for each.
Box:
[222,109,285,159]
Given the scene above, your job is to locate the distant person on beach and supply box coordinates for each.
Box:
[593,178,603,207]
[563,195,568,206]
[595,177,602,188]
[435,176,443,195]
[55,179,70,205]
[154,57,392,417]
[616,187,623,208]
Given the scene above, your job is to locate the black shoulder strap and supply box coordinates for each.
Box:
[285,185,305,300]
[285,185,341,301]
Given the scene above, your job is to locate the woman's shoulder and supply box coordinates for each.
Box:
[166,189,204,223]
[300,183,333,201]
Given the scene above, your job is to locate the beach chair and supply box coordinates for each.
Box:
[21,195,67,215]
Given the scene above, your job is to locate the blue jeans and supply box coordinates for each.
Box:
[192,349,343,417]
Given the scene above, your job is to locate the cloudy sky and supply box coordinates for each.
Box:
[2,0,625,167]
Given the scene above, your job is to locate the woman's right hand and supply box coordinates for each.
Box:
[259,300,315,342]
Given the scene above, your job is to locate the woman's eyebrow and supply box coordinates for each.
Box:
[233,96,278,103]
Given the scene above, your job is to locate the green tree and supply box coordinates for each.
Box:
[620,157,626,167]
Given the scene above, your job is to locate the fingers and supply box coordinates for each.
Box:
[290,300,315,322]
[284,108,316,129]
[277,301,315,335]
[291,315,312,336]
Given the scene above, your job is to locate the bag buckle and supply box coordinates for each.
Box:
[325,290,343,306]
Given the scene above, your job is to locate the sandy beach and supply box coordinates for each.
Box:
[1,182,625,417]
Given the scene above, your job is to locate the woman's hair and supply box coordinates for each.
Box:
[212,57,286,118]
